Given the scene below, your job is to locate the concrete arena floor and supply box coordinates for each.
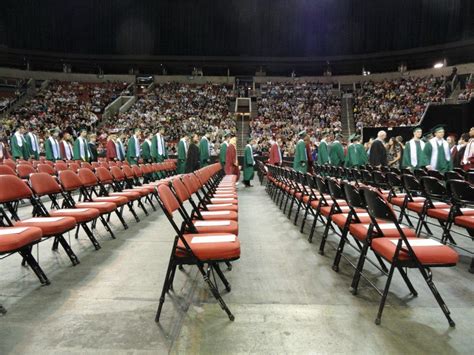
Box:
[0,176,473,354]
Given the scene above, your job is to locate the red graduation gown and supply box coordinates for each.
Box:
[224,144,240,179]
[106,140,117,160]
[268,143,282,165]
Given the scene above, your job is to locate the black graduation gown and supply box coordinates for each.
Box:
[453,145,466,168]
[185,143,201,173]
[369,140,387,166]
[88,142,98,162]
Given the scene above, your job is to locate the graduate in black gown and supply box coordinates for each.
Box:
[369,130,388,167]
[185,133,201,173]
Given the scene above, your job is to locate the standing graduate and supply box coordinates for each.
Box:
[219,132,230,169]
[106,133,118,161]
[328,134,345,167]
[199,130,211,167]
[45,129,62,162]
[0,139,9,162]
[317,133,330,165]
[293,131,308,173]
[151,126,168,163]
[423,125,453,173]
[243,138,256,187]
[345,134,368,168]
[401,126,427,169]
[185,133,201,173]
[126,128,141,165]
[60,132,74,161]
[73,129,90,162]
[10,126,28,161]
[177,135,188,174]
[268,137,283,165]
[141,131,153,163]
[461,127,474,171]
[224,136,240,179]
[25,126,40,160]
[369,130,388,167]
[88,133,98,162]
[116,133,127,162]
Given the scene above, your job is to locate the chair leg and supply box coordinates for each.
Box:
[51,237,59,251]
[128,203,140,223]
[350,241,370,294]
[300,206,310,233]
[137,198,149,216]
[56,235,80,266]
[82,223,101,250]
[293,201,301,225]
[397,266,418,296]
[0,304,6,315]
[332,231,347,272]
[319,219,332,255]
[375,261,396,325]
[287,197,295,219]
[115,209,129,229]
[155,260,175,323]
[146,195,157,211]
[308,211,320,243]
[19,248,50,285]
[213,263,231,292]
[99,215,116,239]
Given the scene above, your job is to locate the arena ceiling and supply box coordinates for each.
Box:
[1,0,473,75]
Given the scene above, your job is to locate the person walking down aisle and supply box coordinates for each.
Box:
[126,128,141,165]
[344,134,368,168]
[200,130,211,167]
[219,132,231,169]
[424,125,453,173]
[402,126,427,170]
[151,126,168,163]
[225,136,240,180]
[369,130,387,167]
[243,138,256,187]
[293,131,308,173]
[73,129,90,162]
[329,134,344,167]
[177,135,188,174]
[185,133,201,173]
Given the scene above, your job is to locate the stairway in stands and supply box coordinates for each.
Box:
[341,93,355,138]
[234,98,252,155]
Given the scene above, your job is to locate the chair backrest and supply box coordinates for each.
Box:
[420,176,447,201]
[132,165,142,177]
[446,179,474,204]
[0,165,17,176]
[157,184,181,215]
[315,175,329,195]
[0,175,33,202]
[81,162,93,170]
[122,165,135,179]
[37,164,56,175]
[3,159,16,170]
[427,170,444,180]
[172,178,191,202]
[386,172,402,189]
[69,163,80,173]
[55,162,68,172]
[58,170,83,191]
[414,168,428,179]
[445,171,464,181]
[402,174,423,195]
[77,168,99,187]
[95,167,114,184]
[361,187,397,223]
[110,166,125,181]
[182,174,199,194]
[342,182,366,209]
[30,172,62,196]
[327,178,345,201]
[16,164,36,179]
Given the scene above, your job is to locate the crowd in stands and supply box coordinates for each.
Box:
[102,83,235,155]
[251,81,341,157]
[353,76,445,129]
[458,85,473,102]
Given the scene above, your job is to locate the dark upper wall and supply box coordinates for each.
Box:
[1,0,473,57]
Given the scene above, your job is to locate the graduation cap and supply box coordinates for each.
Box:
[431,124,446,134]
[348,133,357,142]
[298,130,307,138]
[412,126,422,133]
[224,130,231,138]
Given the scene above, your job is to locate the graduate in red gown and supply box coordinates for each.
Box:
[268,138,283,166]
[106,133,118,161]
[224,137,240,179]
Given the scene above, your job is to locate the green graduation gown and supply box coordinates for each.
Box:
[344,143,368,168]
[25,133,40,160]
[423,138,453,173]
[200,137,210,167]
[329,141,344,167]
[73,137,90,162]
[402,139,427,169]
[141,140,152,163]
[243,144,255,181]
[10,134,28,160]
[151,134,167,162]
[45,137,61,162]
[219,142,228,168]
[317,140,330,165]
[177,139,187,174]
[126,136,140,165]
[293,139,308,173]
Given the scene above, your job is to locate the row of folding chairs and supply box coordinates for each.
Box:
[0,161,176,314]
[266,164,460,327]
[154,163,241,323]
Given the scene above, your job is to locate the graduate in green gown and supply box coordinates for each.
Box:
[25,127,40,160]
[45,129,62,162]
[126,128,141,165]
[423,125,453,173]
[402,126,428,169]
[219,132,231,169]
[10,126,29,161]
[329,134,345,167]
[345,134,368,168]
[73,129,91,162]
[243,138,256,187]
[199,130,211,167]
[141,131,153,163]
[317,133,330,165]
[177,135,188,174]
[151,127,168,163]
[293,131,308,173]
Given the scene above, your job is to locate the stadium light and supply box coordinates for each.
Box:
[433,62,444,69]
